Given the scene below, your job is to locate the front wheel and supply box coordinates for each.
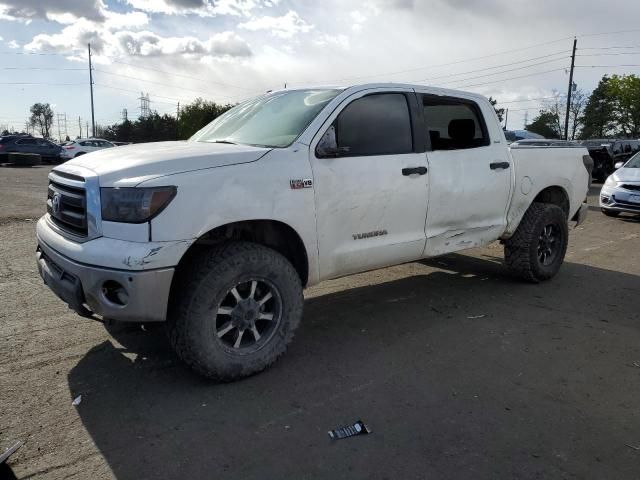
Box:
[504,203,569,283]
[167,242,303,381]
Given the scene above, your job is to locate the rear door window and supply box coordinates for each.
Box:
[420,95,490,150]
[335,93,413,156]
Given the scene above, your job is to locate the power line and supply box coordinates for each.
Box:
[93,69,244,101]
[0,82,85,85]
[575,64,640,68]
[577,52,640,57]
[499,95,566,105]
[434,57,569,87]
[1,66,85,71]
[410,51,569,83]
[454,67,567,89]
[109,60,256,92]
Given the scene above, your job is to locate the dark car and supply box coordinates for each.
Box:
[0,135,64,164]
[582,139,640,181]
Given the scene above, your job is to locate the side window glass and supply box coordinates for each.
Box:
[421,95,489,150]
[334,93,413,157]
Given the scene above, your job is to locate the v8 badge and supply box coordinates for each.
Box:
[290,178,313,189]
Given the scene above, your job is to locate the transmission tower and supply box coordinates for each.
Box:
[523,111,529,129]
[138,92,151,118]
[122,108,128,122]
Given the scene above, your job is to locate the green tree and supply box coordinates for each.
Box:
[580,76,615,139]
[177,98,234,139]
[488,96,505,123]
[606,74,640,137]
[526,110,561,138]
[29,103,54,138]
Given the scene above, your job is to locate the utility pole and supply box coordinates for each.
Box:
[504,108,509,130]
[88,43,96,138]
[56,113,62,142]
[564,37,577,140]
[176,102,180,119]
[78,116,82,138]
[121,108,128,122]
[64,113,68,140]
[524,111,529,129]
[86,121,89,138]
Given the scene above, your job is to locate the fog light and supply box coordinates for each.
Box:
[600,195,610,204]
[102,280,129,306]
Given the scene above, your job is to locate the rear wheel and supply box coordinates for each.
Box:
[504,203,568,283]
[167,242,303,381]
[601,208,620,217]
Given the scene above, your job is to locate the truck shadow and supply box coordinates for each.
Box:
[67,254,640,479]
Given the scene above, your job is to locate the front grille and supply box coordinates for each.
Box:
[621,184,640,192]
[47,179,88,236]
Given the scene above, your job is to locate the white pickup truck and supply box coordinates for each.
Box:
[36,83,590,380]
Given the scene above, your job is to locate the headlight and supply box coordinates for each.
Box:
[604,176,617,187]
[101,186,177,223]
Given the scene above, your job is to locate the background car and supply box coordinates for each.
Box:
[600,151,640,217]
[60,138,116,159]
[0,135,63,164]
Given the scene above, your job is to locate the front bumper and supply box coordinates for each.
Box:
[600,186,640,214]
[37,237,175,322]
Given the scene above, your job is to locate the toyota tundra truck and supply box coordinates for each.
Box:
[36,84,590,380]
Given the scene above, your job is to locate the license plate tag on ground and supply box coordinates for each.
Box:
[629,195,640,204]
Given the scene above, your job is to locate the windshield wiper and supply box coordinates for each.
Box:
[212,139,237,145]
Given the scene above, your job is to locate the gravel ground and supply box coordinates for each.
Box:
[0,165,639,479]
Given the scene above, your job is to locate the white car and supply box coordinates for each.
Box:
[60,138,115,159]
[36,83,590,381]
[600,152,640,217]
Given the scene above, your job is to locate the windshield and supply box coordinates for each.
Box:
[191,89,341,148]
[625,152,640,168]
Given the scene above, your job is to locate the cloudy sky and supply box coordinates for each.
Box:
[1,0,639,138]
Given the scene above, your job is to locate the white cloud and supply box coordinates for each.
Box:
[8,39,19,48]
[124,0,273,17]
[239,10,312,38]
[115,30,251,57]
[0,0,105,22]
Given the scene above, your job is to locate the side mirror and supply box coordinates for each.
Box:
[316,125,351,158]
[614,161,624,169]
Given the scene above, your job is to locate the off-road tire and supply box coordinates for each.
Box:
[167,242,303,381]
[601,208,620,218]
[504,203,568,283]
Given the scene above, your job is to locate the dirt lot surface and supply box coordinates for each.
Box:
[1,165,639,479]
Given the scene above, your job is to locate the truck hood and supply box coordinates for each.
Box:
[62,141,271,186]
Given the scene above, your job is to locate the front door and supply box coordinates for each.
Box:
[416,92,513,256]
[310,90,429,280]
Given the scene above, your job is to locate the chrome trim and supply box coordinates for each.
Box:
[49,164,102,241]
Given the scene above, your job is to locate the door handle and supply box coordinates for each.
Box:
[402,166,428,176]
[490,161,510,170]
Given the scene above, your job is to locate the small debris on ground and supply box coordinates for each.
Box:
[625,443,640,451]
[328,420,371,440]
[0,442,22,464]
[467,314,487,319]
[71,395,82,406]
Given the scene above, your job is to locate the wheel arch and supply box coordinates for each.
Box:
[173,219,310,289]
[532,185,570,219]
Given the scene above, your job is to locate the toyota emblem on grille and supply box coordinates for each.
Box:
[52,193,61,215]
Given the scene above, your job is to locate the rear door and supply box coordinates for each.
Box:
[416,92,513,256]
[310,89,429,280]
